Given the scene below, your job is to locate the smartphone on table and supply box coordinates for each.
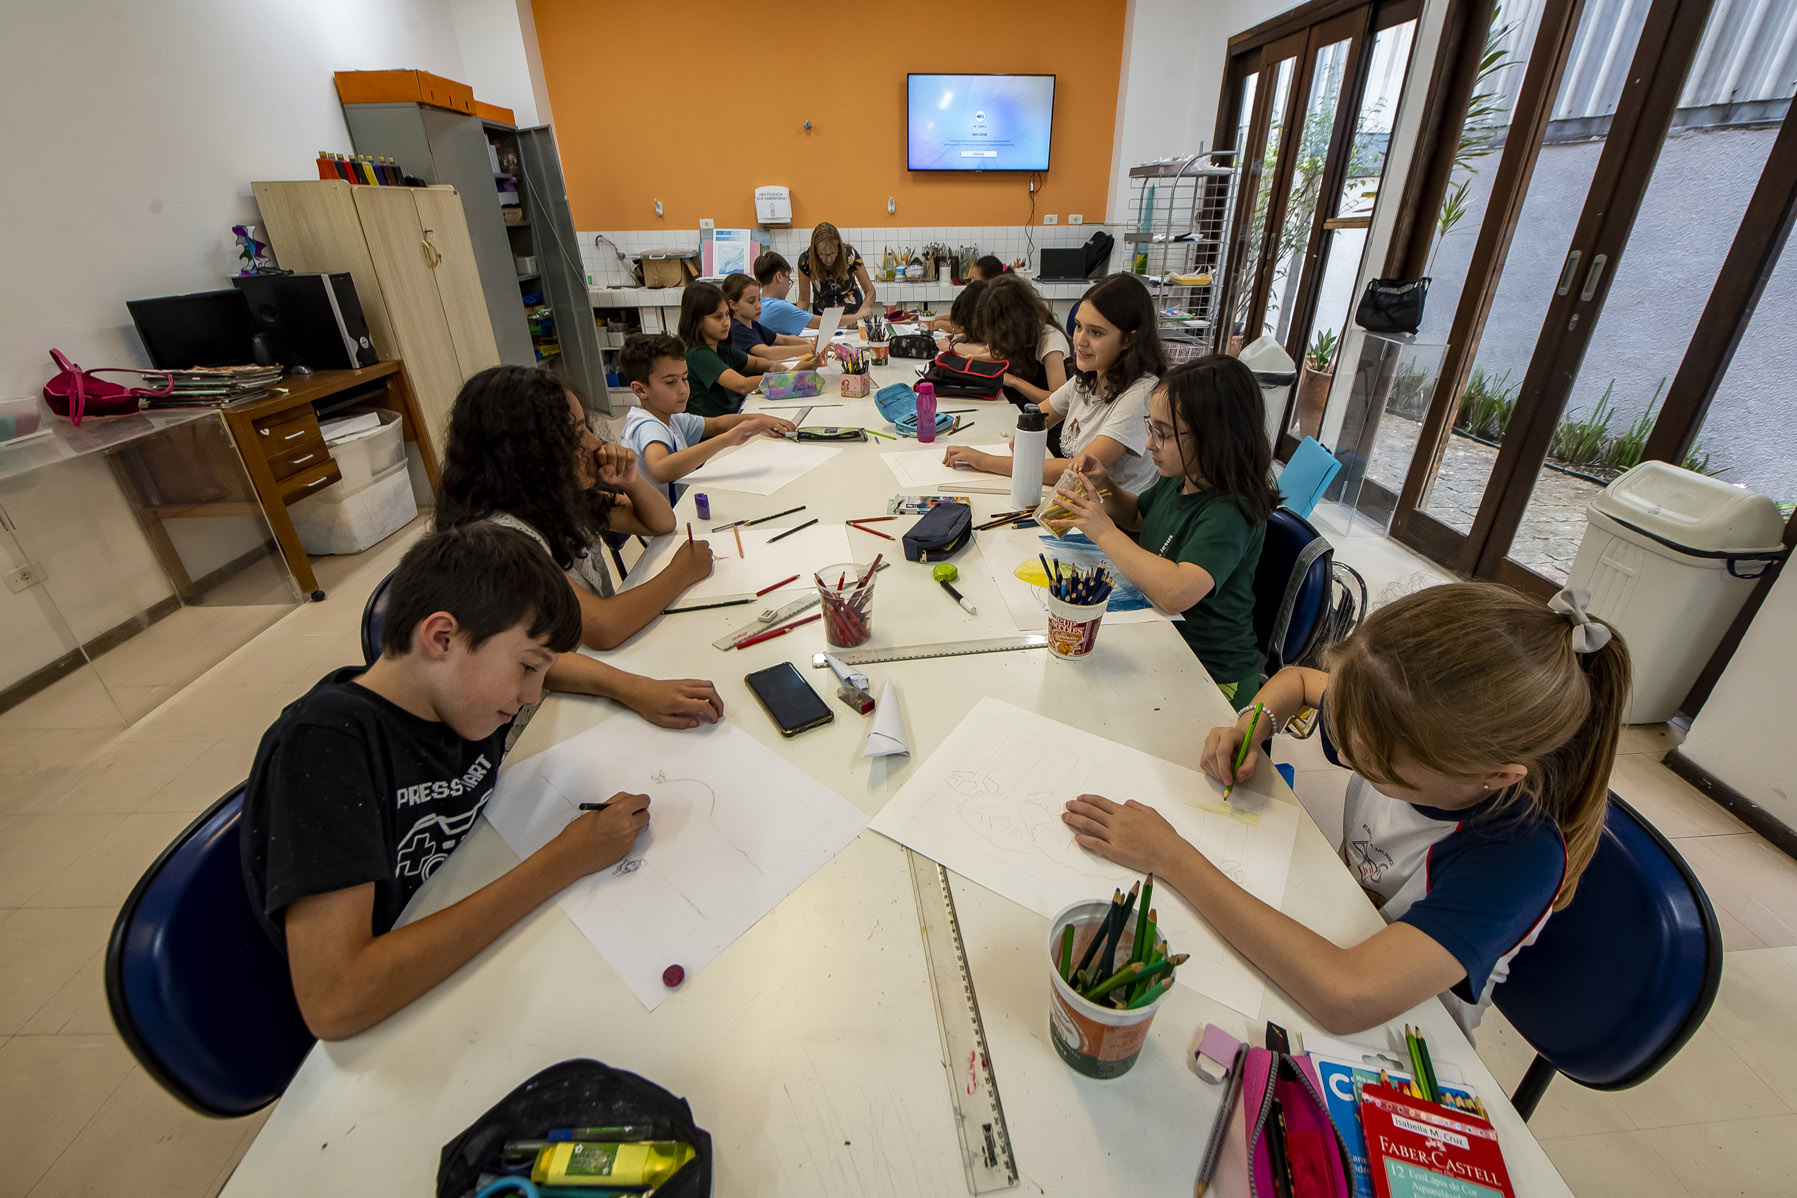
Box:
[745,662,835,737]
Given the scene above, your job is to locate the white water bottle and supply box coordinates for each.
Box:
[1010,405,1048,510]
[915,381,938,444]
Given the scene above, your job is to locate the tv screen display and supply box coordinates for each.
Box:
[907,74,1055,172]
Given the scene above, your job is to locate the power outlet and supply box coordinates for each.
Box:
[4,562,47,594]
[1069,214,1084,225]
[1043,214,1058,225]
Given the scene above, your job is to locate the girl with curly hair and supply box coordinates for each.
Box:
[437,365,724,729]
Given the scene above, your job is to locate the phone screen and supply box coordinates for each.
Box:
[745,663,835,737]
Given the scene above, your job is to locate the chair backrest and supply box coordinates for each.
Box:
[1251,508,1334,673]
[361,569,395,665]
[1275,437,1342,520]
[1493,794,1722,1092]
[105,787,317,1117]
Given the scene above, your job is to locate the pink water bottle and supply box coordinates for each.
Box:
[915,382,938,444]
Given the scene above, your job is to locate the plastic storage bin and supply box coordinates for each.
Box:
[318,408,404,495]
[291,459,417,556]
[1567,461,1786,723]
[1237,335,1298,451]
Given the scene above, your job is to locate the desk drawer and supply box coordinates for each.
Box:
[279,459,343,504]
[254,410,322,451]
[267,435,330,482]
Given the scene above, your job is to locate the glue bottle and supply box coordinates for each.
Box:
[915,381,938,444]
[1011,405,1047,510]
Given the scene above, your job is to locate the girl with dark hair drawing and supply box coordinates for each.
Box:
[1047,355,1278,707]
[680,282,776,417]
[437,365,724,728]
[961,272,1068,409]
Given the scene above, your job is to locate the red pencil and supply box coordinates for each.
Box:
[686,522,694,546]
[756,574,799,596]
[849,522,895,541]
[735,613,821,649]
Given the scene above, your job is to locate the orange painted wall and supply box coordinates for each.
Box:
[532,0,1127,230]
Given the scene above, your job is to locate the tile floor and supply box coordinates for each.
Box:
[3,509,1795,1196]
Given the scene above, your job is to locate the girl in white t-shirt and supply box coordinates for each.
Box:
[941,273,1167,495]
[955,273,1069,409]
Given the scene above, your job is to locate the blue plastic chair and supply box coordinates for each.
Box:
[105,786,317,1117]
[1492,794,1723,1120]
[1251,508,1334,674]
[360,568,395,665]
[1275,437,1342,519]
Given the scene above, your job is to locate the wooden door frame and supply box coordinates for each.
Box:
[1241,30,1318,343]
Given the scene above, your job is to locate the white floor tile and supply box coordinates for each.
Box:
[1649,1114,1797,1198]
[1541,1130,1693,1197]
[1609,1024,1789,1129]
[0,1034,134,1198]
[1609,754,1749,839]
[0,907,117,1036]
[1672,835,1797,949]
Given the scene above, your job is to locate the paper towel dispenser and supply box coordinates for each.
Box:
[755,185,792,226]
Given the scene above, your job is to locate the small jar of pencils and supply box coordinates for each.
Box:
[1046,874,1179,1079]
[816,560,878,647]
[838,346,873,396]
[1042,559,1114,661]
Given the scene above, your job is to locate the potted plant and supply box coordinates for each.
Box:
[1296,327,1338,439]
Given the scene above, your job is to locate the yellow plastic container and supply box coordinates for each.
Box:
[532,1140,695,1188]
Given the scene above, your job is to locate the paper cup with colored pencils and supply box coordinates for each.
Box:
[1042,562,1114,661]
[1046,884,1174,1079]
[816,561,878,647]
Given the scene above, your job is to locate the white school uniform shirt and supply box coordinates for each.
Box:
[1323,720,1567,1036]
[1049,373,1160,495]
[622,406,706,504]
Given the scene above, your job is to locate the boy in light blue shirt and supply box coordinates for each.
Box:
[753,251,821,337]
[618,333,792,503]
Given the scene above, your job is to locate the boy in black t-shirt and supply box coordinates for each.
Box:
[241,525,651,1040]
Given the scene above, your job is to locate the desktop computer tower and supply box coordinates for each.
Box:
[232,272,379,371]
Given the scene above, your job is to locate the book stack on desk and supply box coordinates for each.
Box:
[148,365,286,409]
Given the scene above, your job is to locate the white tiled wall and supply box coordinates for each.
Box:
[577,224,1114,288]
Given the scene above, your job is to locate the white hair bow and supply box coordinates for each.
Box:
[1549,587,1612,654]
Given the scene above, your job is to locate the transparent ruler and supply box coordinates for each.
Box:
[808,634,1049,668]
[907,849,1019,1194]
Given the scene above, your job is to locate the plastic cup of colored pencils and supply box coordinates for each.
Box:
[1042,564,1113,662]
[816,560,878,648]
[1045,892,1173,1080]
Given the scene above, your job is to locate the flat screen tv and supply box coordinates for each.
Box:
[907,74,1055,172]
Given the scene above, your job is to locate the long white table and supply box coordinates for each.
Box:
[223,365,1571,1196]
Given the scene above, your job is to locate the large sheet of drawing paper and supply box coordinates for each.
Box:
[485,715,868,1010]
[624,522,855,603]
[869,698,1300,1016]
[679,438,842,496]
[975,526,1178,630]
[880,446,1019,493]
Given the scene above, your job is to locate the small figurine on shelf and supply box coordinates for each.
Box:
[232,224,278,275]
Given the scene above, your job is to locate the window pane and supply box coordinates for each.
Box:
[1234,55,1297,345]
[1264,36,1354,344]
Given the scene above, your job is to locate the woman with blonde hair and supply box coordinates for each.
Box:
[796,222,876,319]
[1064,581,1631,1035]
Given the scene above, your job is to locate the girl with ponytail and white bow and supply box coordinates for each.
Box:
[1061,582,1631,1035]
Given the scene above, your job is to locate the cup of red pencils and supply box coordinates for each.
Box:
[1042,559,1114,661]
[816,559,879,647]
[1046,874,1177,1079]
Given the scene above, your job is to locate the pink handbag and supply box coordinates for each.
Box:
[42,349,172,425]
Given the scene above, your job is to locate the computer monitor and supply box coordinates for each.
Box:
[126,290,261,369]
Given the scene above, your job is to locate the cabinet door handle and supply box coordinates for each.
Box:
[1579,254,1608,302]
[1556,250,1582,296]
[300,476,328,492]
[289,453,316,467]
[420,234,442,268]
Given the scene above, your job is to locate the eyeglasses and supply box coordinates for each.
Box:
[1143,417,1175,445]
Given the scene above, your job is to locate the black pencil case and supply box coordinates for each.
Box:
[902,501,972,562]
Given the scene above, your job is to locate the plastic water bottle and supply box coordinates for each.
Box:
[1011,405,1048,510]
[916,381,938,444]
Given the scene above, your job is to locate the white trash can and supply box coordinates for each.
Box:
[1567,461,1786,723]
[1237,334,1298,450]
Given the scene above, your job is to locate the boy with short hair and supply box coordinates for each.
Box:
[618,333,793,503]
[241,525,651,1040]
[752,251,821,336]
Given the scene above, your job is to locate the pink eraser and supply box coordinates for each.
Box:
[1195,1024,1244,1083]
[662,964,685,988]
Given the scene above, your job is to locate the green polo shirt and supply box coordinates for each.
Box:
[686,342,751,417]
[1136,477,1266,704]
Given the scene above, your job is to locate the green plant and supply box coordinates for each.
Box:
[1600,376,1668,471]
[1683,441,1729,477]
[1454,366,1518,439]
[1306,327,1340,373]
[1386,359,1435,420]
[1550,381,1617,466]
[1432,9,1523,270]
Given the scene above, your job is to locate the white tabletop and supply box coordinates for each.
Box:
[223,366,1569,1197]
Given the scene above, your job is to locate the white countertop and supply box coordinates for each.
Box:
[589,278,1095,309]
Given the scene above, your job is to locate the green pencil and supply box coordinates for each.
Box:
[1415,1027,1442,1103]
[1222,703,1266,800]
[1124,978,1170,1009]
[1082,962,1143,1003]
[1132,875,1155,964]
[1404,1025,1431,1101]
[1057,924,1075,981]
[864,428,897,440]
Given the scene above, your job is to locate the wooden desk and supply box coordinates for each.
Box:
[217,361,440,599]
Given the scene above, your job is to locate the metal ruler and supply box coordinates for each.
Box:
[809,634,1049,668]
[907,849,1018,1194]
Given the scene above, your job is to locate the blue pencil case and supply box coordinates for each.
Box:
[874,382,954,439]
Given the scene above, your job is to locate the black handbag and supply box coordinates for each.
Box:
[921,351,1008,400]
[889,334,937,359]
[902,501,973,562]
[1354,277,1430,335]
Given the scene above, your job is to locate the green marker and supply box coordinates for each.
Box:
[1223,703,1266,800]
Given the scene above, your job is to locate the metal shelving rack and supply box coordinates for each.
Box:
[1124,149,1240,358]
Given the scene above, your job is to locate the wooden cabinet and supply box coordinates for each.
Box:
[251,180,500,443]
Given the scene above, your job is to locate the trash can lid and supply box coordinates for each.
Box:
[1589,461,1785,553]
[1237,333,1297,374]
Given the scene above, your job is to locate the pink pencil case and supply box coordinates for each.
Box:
[762,370,823,399]
[1240,1047,1353,1198]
